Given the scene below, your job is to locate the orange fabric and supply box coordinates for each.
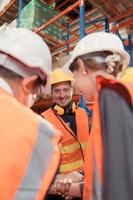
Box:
[0,88,60,200]
[83,76,133,200]
[86,102,94,111]
[42,107,89,174]
[0,88,38,199]
[83,92,103,200]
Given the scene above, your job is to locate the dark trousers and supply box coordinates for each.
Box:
[45,195,81,200]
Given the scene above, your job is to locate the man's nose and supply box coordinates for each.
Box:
[60,90,65,97]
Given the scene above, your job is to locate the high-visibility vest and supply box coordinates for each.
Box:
[42,107,89,174]
[0,88,61,200]
[83,76,133,200]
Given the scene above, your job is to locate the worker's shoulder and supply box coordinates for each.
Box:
[14,102,59,137]
[41,107,53,117]
[16,100,38,122]
[0,94,41,137]
[3,92,38,123]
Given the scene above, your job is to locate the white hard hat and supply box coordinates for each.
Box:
[63,32,130,73]
[0,27,51,81]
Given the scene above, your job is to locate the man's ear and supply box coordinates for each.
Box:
[20,75,38,94]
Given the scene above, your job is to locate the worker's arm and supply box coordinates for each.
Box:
[48,171,83,198]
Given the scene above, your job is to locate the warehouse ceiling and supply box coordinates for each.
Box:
[0,0,133,58]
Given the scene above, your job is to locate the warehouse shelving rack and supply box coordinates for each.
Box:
[0,0,132,58]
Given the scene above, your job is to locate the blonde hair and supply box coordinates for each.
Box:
[69,51,125,78]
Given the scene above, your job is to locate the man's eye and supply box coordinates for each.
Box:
[63,88,70,92]
[54,89,60,93]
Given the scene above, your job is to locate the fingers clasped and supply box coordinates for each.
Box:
[54,179,73,199]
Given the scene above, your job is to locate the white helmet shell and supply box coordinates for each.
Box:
[0,27,51,80]
[63,32,130,73]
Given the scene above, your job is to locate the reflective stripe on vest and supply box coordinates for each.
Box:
[14,117,60,200]
[59,159,84,173]
[42,107,89,174]
[0,89,61,200]
[61,141,87,154]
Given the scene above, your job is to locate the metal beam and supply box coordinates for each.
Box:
[52,16,133,54]
[56,0,70,9]
[54,21,78,37]
[45,0,57,6]
[105,17,109,32]
[110,18,133,32]
[110,9,133,23]
[70,8,98,26]
[17,0,23,27]
[38,31,62,45]
[79,0,86,39]
[34,1,80,33]
[51,35,78,52]
[0,0,17,16]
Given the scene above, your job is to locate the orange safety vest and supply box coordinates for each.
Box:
[42,107,89,174]
[0,88,61,200]
[83,76,133,200]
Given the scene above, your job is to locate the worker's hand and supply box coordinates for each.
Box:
[55,178,73,199]
[54,171,83,184]
[62,171,83,183]
[52,171,83,198]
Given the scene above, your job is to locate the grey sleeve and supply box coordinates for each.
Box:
[100,88,133,200]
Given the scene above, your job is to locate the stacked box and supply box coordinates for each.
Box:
[20,0,64,41]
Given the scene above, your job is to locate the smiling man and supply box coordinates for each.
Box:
[41,68,90,200]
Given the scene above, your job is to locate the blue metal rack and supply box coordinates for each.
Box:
[79,0,92,117]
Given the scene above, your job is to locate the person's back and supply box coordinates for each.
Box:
[0,27,62,200]
[65,31,132,200]
[83,77,133,200]
[0,87,61,200]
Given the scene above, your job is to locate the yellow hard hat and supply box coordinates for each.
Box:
[52,68,73,85]
[120,67,133,83]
